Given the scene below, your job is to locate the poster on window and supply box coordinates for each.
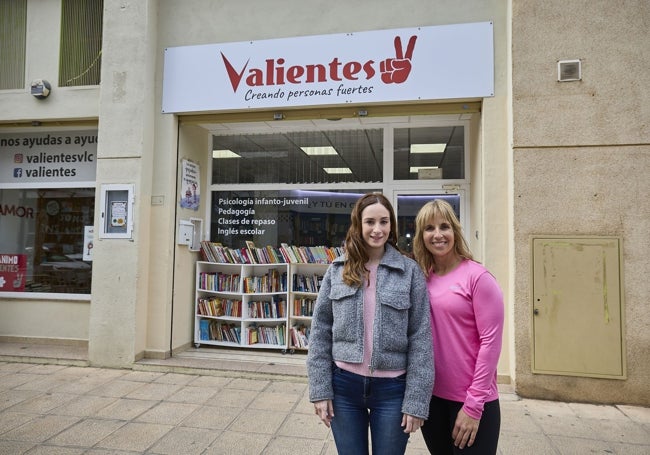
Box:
[180,159,200,210]
[0,253,27,292]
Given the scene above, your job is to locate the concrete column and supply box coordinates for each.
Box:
[88,0,157,367]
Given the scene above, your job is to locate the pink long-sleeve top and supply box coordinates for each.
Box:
[427,259,504,420]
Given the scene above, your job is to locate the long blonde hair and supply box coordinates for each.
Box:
[343,193,399,287]
[413,199,473,278]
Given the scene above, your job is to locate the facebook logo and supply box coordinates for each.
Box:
[13,168,22,177]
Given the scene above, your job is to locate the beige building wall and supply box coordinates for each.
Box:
[512,0,650,405]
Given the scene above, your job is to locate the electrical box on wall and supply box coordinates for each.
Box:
[178,217,203,251]
[99,184,135,239]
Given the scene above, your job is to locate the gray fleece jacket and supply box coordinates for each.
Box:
[306,244,434,419]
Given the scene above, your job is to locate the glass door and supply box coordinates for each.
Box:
[393,191,466,255]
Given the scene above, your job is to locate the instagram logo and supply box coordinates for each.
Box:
[14,154,23,163]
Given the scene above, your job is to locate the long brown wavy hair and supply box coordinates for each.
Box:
[343,193,399,287]
[413,199,474,279]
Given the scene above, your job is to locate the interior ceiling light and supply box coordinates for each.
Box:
[212,149,241,158]
[300,146,338,156]
[410,166,439,173]
[410,143,446,154]
[324,167,352,174]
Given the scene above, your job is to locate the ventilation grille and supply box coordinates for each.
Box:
[558,60,582,82]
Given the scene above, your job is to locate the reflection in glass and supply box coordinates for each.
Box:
[394,126,465,180]
[0,188,94,294]
[212,129,383,184]
[211,189,381,249]
[396,194,461,253]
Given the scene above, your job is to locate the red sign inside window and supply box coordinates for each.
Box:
[0,254,27,292]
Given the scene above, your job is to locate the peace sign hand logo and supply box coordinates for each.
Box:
[379,35,418,84]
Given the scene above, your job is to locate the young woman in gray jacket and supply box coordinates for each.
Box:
[307,193,434,455]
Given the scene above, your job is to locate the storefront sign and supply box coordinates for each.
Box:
[0,253,27,292]
[162,22,494,113]
[0,131,98,187]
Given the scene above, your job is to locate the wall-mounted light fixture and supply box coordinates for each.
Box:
[273,112,284,120]
[30,79,51,99]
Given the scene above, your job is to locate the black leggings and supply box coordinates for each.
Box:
[421,395,500,455]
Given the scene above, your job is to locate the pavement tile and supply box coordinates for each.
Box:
[95,421,172,452]
[23,445,85,454]
[548,434,615,454]
[0,373,46,391]
[0,411,38,434]
[248,391,300,412]
[608,441,650,454]
[0,439,35,454]
[187,375,233,389]
[276,412,330,440]
[148,426,218,455]
[46,417,124,447]
[204,430,272,455]
[85,379,146,398]
[568,402,630,420]
[19,364,68,375]
[265,380,307,394]
[13,376,71,393]
[206,388,257,408]
[8,392,77,414]
[180,404,241,430]
[227,408,285,435]
[262,435,329,454]
[118,370,165,383]
[0,389,41,412]
[224,377,270,391]
[165,385,219,404]
[583,417,650,444]
[499,400,542,433]
[0,362,37,373]
[618,405,650,424]
[93,397,158,420]
[48,395,117,417]
[123,382,182,401]
[496,432,557,454]
[134,401,200,425]
[1,414,80,443]
[153,372,199,385]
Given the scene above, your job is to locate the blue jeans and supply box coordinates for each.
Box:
[330,366,410,455]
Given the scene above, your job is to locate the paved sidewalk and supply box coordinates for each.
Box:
[0,347,649,454]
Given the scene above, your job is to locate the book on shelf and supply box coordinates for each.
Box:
[200,240,344,264]
[290,323,310,348]
[199,319,210,340]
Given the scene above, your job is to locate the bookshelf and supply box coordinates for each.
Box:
[288,263,328,353]
[195,262,290,351]
[195,242,338,353]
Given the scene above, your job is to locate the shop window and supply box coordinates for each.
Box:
[211,189,377,249]
[59,0,103,87]
[212,129,383,184]
[0,188,94,294]
[393,126,465,180]
[0,0,27,90]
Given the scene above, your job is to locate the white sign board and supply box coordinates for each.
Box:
[0,131,97,187]
[162,22,494,113]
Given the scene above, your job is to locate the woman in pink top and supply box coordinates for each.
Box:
[413,199,504,454]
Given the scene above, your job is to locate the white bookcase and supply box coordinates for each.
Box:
[194,261,329,353]
[194,261,289,351]
[287,263,328,353]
